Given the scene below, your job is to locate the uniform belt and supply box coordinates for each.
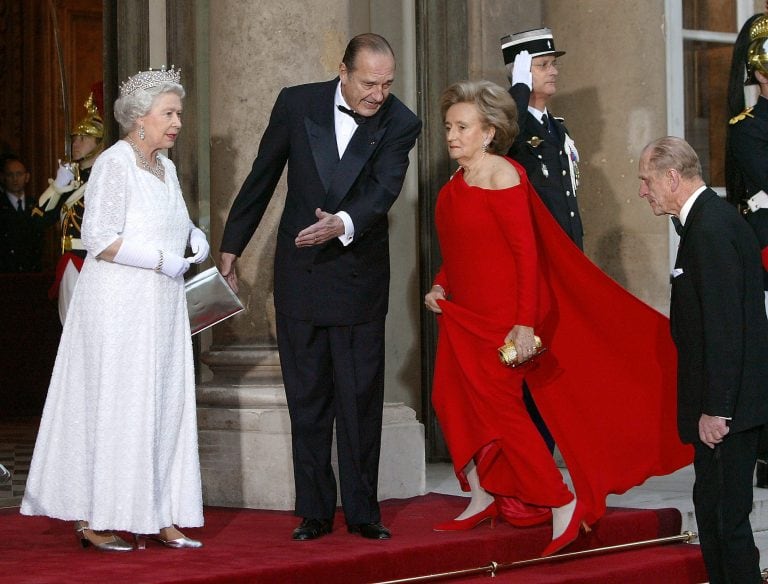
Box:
[746,190,768,213]
[62,236,85,251]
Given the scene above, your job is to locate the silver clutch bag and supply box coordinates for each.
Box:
[185,267,245,336]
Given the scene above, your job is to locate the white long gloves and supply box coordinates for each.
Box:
[113,239,190,278]
[188,227,209,264]
[511,49,533,90]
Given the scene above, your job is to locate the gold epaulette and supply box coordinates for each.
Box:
[729,106,755,125]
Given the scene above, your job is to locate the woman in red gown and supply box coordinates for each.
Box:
[425,80,692,556]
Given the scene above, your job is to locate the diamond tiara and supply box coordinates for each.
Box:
[119,66,181,97]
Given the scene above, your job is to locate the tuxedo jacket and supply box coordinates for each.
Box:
[507,83,584,249]
[221,79,422,326]
[0,192,44,272]
[670,188,768,443]
[729,94,768,289]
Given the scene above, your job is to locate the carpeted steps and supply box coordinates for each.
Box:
[1,493,707,583]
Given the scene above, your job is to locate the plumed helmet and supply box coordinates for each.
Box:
[71,93,104,139]
[747,15,768,83]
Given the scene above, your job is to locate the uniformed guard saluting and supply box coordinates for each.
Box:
[502,28,584,250]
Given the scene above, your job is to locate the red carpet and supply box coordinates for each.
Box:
[0,493,707,583]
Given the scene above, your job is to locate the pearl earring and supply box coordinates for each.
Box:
[139,124,145,140]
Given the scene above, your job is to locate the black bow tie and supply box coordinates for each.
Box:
[337,105,367,125]
[671,216,683,236]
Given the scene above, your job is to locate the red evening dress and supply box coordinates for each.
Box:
[431,158,692,524]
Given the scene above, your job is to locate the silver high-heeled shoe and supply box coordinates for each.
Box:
[74,520,133,552]
[134,527,203,549]
[0,463,11,484]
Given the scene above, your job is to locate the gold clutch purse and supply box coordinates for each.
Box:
[497,335,546,367]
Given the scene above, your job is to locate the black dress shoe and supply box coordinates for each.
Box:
[347,522,391,540]
[756,459,768,488]
[292,518,333,541]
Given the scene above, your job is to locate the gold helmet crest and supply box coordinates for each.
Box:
[71,93,104,140]
[747,15,768,83]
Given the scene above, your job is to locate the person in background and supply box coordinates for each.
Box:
[33,93,105,323]
[0,155,44,272]
[21,67,209,552]
[640,136,768,583]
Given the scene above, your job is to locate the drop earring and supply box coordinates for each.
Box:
[139,124,145,141]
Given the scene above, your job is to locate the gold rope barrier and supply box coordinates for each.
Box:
[374,531,699,584]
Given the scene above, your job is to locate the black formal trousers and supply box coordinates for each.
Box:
[693,427,761,584]
[276,313,385,525]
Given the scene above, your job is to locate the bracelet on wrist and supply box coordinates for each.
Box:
[154,249,164,272]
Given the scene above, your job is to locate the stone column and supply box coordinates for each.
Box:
[200,0,424,510]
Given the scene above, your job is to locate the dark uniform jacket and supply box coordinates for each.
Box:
[508,83,584,249]
[0,191,44,272]
[670,189,768,443]
[32,166,91,260]
[729,94,768,289]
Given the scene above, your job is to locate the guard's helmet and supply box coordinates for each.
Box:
[747,15,768,83]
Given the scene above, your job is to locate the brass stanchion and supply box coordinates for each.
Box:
[375,531,698,584]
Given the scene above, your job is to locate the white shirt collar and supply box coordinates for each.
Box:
[6,192,24,208]
[678,185,707,225]
[527,106,549,123]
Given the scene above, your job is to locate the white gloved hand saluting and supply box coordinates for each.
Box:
[511,49,533,90]
[54,162,75,188]
[188,226,210,264]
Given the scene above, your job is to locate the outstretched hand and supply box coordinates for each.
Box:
[295,208,344,247]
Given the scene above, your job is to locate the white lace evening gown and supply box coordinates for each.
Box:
[21,140,203,533]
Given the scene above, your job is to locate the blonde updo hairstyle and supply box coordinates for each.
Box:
[439,80,519,154]
[113,82,185,135]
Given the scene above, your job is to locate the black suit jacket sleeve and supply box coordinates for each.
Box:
[682,215,746,416]
[339,114,422,238]
[220,88,292,256]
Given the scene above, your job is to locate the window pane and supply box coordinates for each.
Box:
[683,0,737,33]
[684,39,732,186]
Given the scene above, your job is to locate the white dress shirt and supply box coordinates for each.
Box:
[332,82,356,246]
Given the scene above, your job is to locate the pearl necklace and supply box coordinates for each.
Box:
[125,137,165,180]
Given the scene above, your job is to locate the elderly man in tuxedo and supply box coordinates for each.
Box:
[639,136,768,584]
[220,33,421,541]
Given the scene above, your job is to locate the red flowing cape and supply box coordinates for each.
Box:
[435,180,693,525]
[525,193,693,523]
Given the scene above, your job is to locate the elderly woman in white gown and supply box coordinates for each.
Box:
[21,67,209,552]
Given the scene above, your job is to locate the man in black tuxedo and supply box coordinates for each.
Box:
[0,155,44,272]
[219,33,421,541]
[639,136,768,583]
